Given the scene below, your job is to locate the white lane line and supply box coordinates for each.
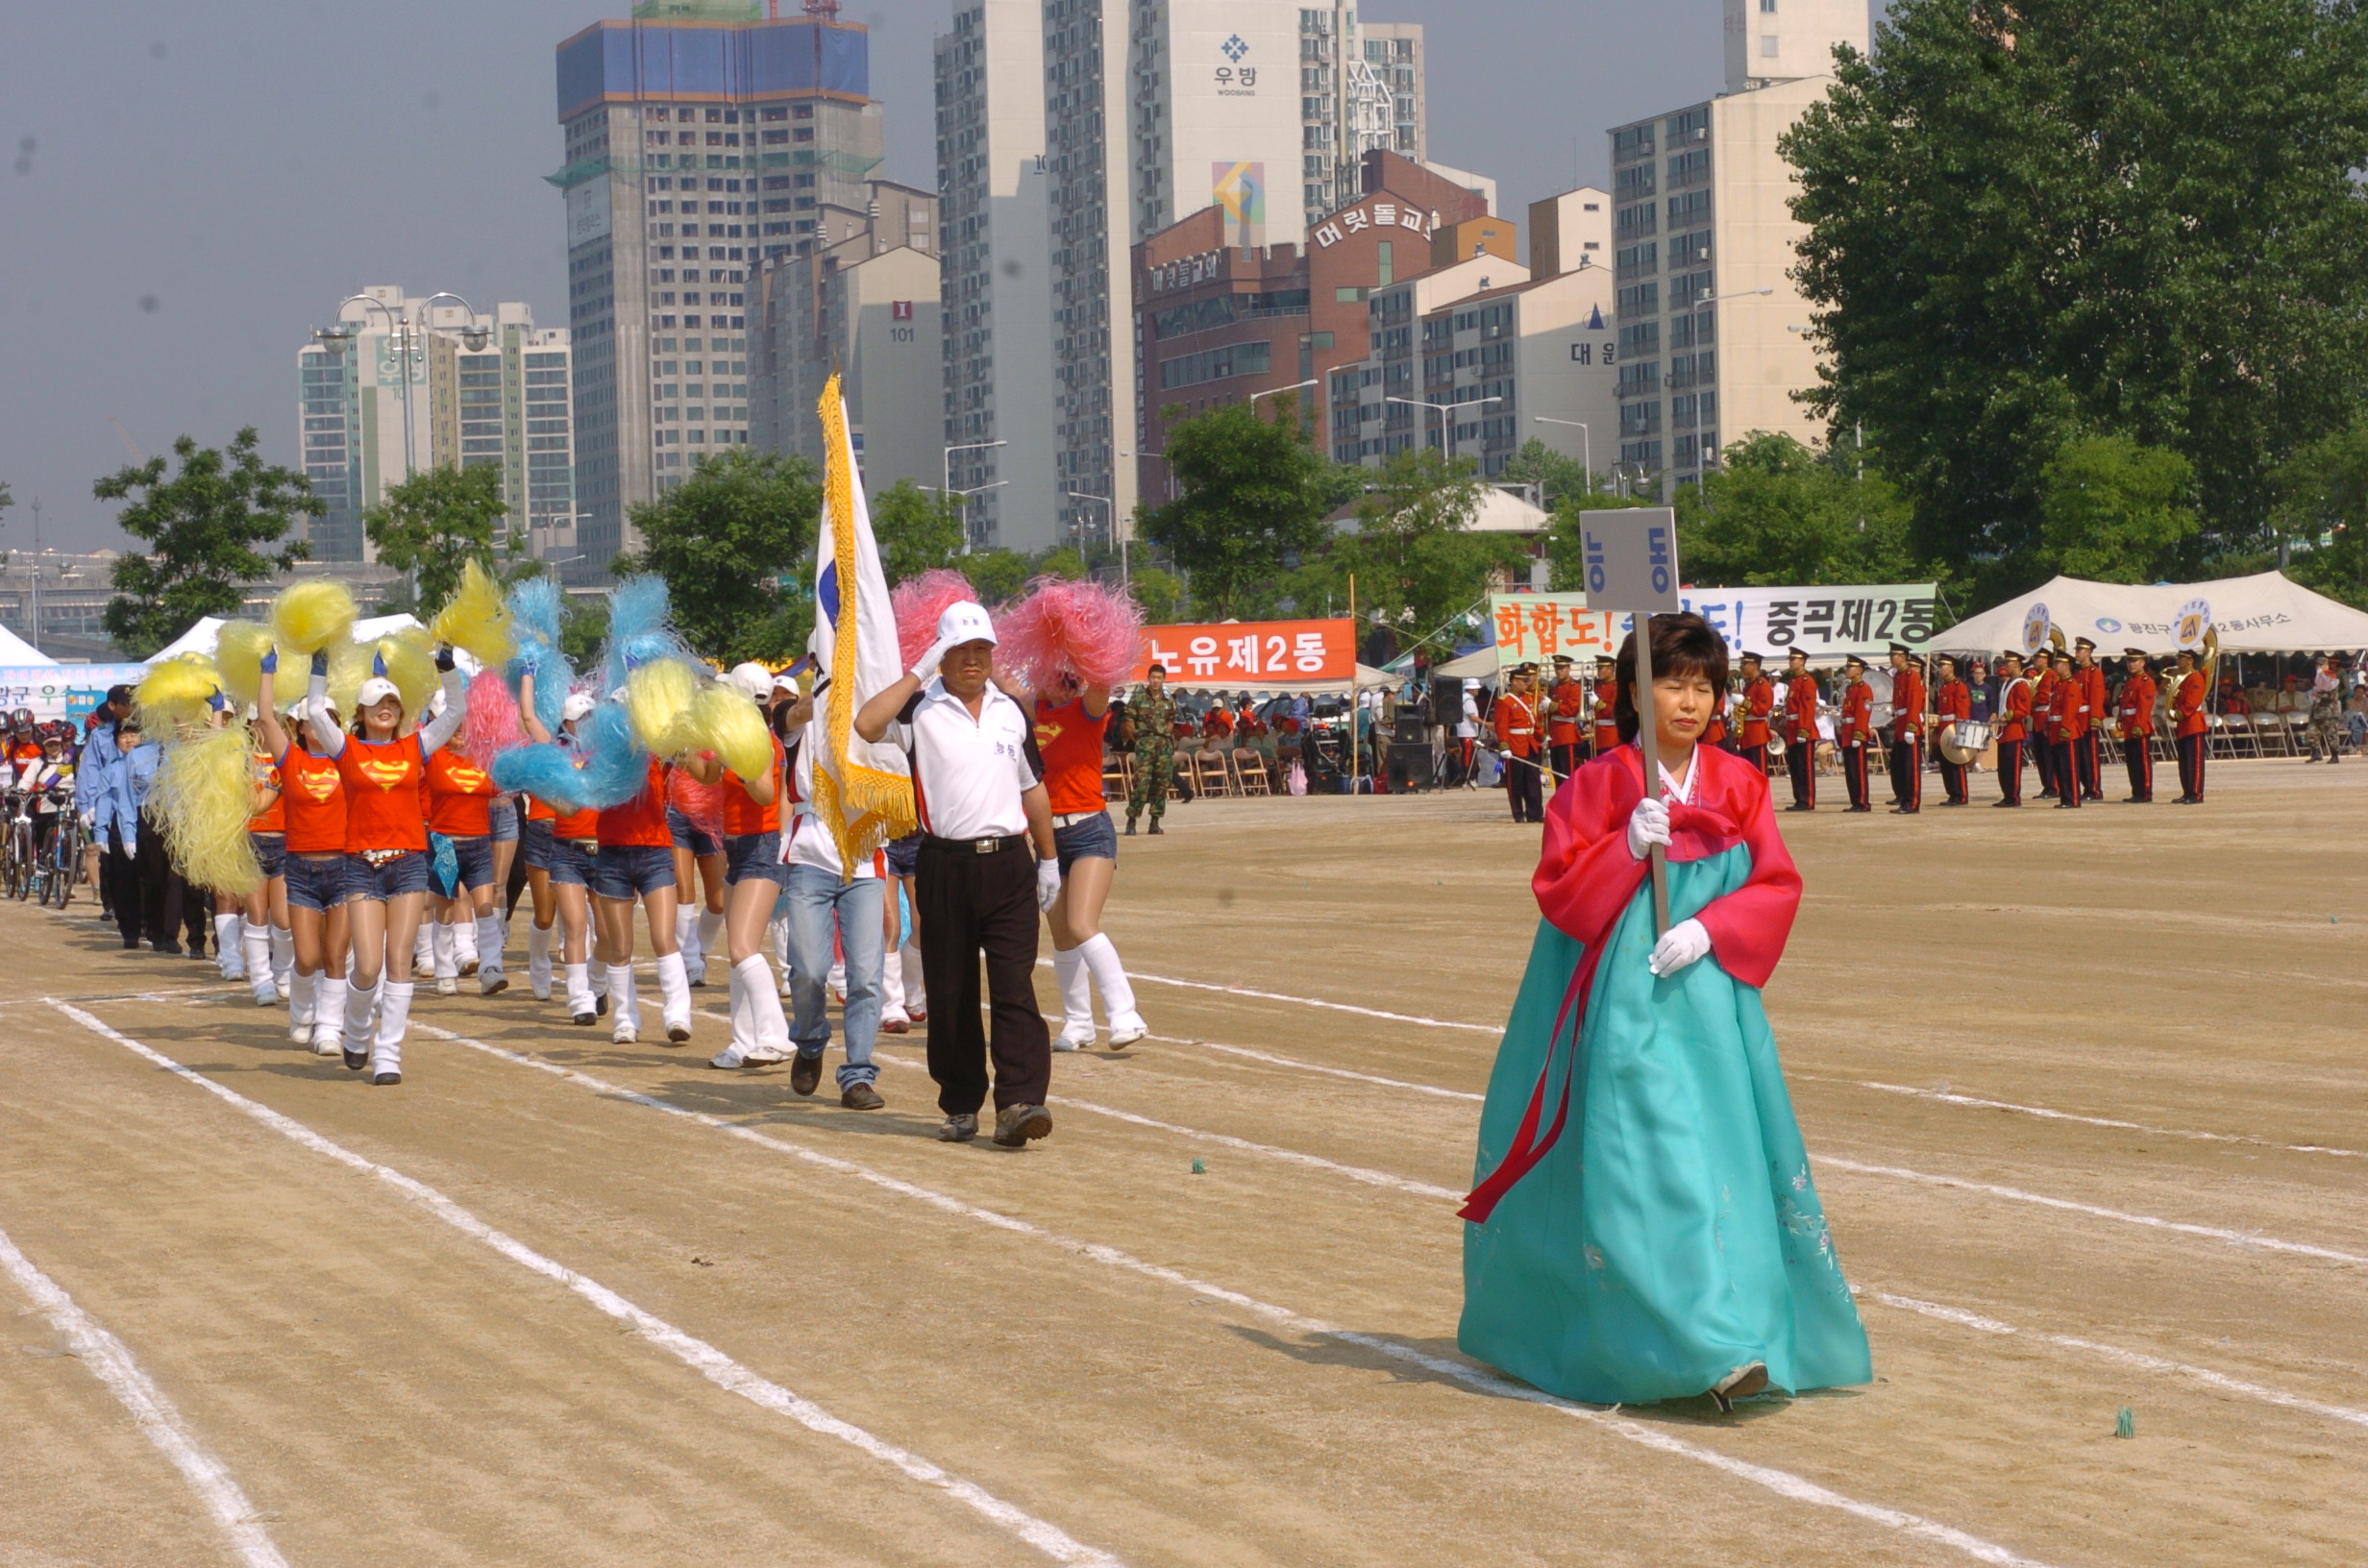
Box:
[1865,1292,2368,1433]
[1070,962,1498,1035]
[50,1004,1122,1568]
[1840,1080,2368,1162]
[1146,1034,1486,1102]
[1051,1097,1465,1201]
[0,1223,290,1568]
[1817,1157,2368,1268]
[414,1023,2060,1568]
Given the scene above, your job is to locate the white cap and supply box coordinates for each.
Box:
[561,692,596,722]
[358,676,402,710]
[727,661,773,700]
[938,601,997,648]
[772,672,802,697]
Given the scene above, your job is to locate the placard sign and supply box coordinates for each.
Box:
[1132,619,1354,687]
[1578,508,1681,612]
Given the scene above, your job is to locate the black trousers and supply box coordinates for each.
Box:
[103,825,144,945]
[136,811,189,947]
[2125,735,2154,801]
[2077,733,2103,797]
[2034,733,2058,796]
[1840,743,1870,808]
[1547,743,1581,784]
[1784,740,1815,808]
[2176,733,2207,799]
[915,838,1050,1116]
[2049,740,2082,807]
[1503,751,1544,821]
[1996,739,2024,804]
[1739,743,1768,777]
[1887,734,1923,811]
[1938,755,1968,803]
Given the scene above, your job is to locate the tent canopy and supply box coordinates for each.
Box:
[0,622,57,666]
[152,612,427,662]
[1936,571,2368,656]
[1147,662,1400,697]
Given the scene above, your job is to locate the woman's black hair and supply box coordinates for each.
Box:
[1612,611,1730,744]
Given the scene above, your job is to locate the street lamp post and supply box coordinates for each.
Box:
[313,292,490,574]
[1531,417,1591,492]
[1247,378,1320,411]
[1388,394,1503,467]
[943,439,1006,554]
[1066,491,1112,576]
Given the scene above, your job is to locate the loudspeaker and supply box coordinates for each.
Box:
[1387,742,1435,791]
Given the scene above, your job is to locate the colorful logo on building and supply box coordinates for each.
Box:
[1214,161,1266,250]
[1221,34,1248,62]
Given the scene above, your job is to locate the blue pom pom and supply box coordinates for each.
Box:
[490,742,591,812]
[506,577,563,651]
[603,575,692,688]
[569,701,653,810]
[506,639,572,735]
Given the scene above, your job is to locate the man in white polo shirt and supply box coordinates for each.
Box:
[856,602,1062,1147]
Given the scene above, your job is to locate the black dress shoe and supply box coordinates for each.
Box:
[791,1053,824,1096]
[1992,799,2020,808]
[152,941,182,955]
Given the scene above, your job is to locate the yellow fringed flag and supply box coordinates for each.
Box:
[430,558,515,669]
[810,373,915,877]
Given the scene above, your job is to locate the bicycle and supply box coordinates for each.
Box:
[41,788,81,910]
[2,790,32,902]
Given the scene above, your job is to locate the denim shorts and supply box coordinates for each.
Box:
[885,831,922,879]
[590,843,677,899]
[344,849,431,903]
[520,817,554,871]
[449,833,495,891]
[284,853,345,912]
[489,796,519,843]
[1052,810,1117,876]
[725,830,787,890]
[667,805,723,859]
[548,835,597,888]
[249,832,287,880]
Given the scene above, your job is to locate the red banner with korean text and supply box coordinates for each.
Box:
[1133,620,1357,687]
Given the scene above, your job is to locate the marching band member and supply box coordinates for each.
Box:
[1931,654,1972,806]
[1545,655,1587,780]
[2118,649,2158,803]
[1992,651,2033,808]
[1494,664,1544,824]
[1590,655,1622,767]
[2074,637,2109,801]
[2044,651,2088,810]
[1838,654,1875,813]
[2171,648,2209,803]
[1736,651,1775,777]
[1884,643,1925,814]
[1780,649,1818,811]
[2030,650,2062,799]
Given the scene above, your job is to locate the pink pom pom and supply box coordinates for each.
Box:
[993,576,1145,694]
[667,765,726,840]
[891,569,978,670]
[459,670,524,766]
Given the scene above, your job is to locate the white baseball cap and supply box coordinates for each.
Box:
[727,661,773,700]
[938,601,997,648]
[561,692,596,722]
[358,676,402,710]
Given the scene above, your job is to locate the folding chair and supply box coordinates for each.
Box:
[1232,749,1271,796]
[1102,755,1129,802]
[1192,749,1231,798]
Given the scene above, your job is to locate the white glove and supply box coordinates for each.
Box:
[910,634,957,683]
[1648,918,1713,977]
[1626,797,1671,860]
[1036,856,1062,912]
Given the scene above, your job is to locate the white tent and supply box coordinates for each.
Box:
[0,623,57,666]
[1148,662,1401,697]
[1936,571,2368,656]
[151,611,430,662]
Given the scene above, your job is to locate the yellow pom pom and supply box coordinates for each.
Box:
[689,679,773,784]
[326,637,371,718]
[135,656,224,737]
[430,559,515,669]
[378,626,439,717]
[271,580,358,656]
[151,723,261,894]
[626,657,700,755]
[211,622,285,709]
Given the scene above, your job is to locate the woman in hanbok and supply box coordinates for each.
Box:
[1460,612,1871,1410]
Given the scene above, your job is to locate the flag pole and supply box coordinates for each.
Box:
[1633,610,1668,936]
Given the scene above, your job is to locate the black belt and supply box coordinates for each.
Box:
[924,832,1031,855]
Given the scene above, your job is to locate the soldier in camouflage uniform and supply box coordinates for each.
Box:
[2306,653,2346,764]
[1125,664,1177,835]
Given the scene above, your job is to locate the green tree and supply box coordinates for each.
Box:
[1495,438,1597,508]
[620,449,820,664]
[559,594,608,668]
[2035,434,2198,583]
[94,428,318,658]
[1126,566,1184,625]
[2269,418,2368,606]
[363,463,510,615]
[871,480,965,586]
[1142,404,1349,617]
[1784,0,2368,591]
[961,549,1033,606]
[1337,447,1526,635]
[1673,431,1924,587]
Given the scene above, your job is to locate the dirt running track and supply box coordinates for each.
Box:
[0,758,2359,1567]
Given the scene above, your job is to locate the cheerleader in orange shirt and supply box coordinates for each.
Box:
[237,718,292,1009]
[682,665,794,1070]
[255,676,350,1054]
[425,731,507,996]
[515,673,604,1026]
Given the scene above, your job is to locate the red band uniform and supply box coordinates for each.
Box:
[1994,673,2033,806]
[1494,682,1543,824]
[1886,656,1926,813]
[2172,664,2208,801]
[1780,664,1819,809]
[2118,658,2158,802]
[1737,669,1775,778]
[1838,665,1876,811]
[2044,667,2089,810]
[1932,672,1972,805]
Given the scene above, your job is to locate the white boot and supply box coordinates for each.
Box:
[372,981,413,1084]
[654,950,693,1043]
[695,910,725,987]
[741,954,791,1064]
[453,914,480,977]
[879,945,910,1029]
[411,923,433,979]
[563,961,595,1024]
[341,977,380,1067]
[287,969,317,1043]
[431,921,458,995]
[312,975,348,1055]
[216,914,245,979]
[1081,933,1147,1045]
[244,921,278,1006]
[269,925,294,1000]
[710,962,752,1068]
[526,922,554,1001]
[675,908,701,985]
[900,938,927,1019]
[1051,945,1096,1049]
[474,912,507,994]
[606,964,640,1042]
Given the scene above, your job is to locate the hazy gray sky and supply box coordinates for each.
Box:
[1,0,1766,554]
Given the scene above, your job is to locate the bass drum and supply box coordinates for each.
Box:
[1938,721,1991,765]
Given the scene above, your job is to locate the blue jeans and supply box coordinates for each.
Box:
[590,844,676,899]
[783,864,882,1090]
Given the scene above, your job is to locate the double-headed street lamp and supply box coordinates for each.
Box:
[1388,393,1502,466]
[312,292,489,489]
[942,439,1006,553]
